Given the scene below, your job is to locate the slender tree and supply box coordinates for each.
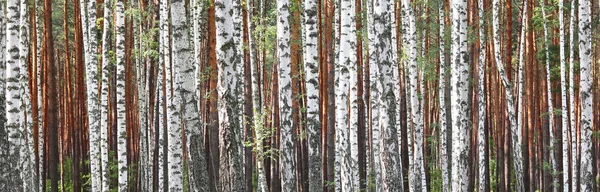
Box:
[492,0,525,189]
[476,0,487,189]
[99,0,113,190]
[114,0,128,190]
[302,0,323,190]
[438,0,449,190]
[568,0,577,188]
[44,0,59,190]
[557,0,570,189]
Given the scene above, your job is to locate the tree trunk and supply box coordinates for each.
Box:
[214,0,245,191]
[577,0,593,190]
[476,0,487,190]
[100,0,113,190]
[302,0,323,190]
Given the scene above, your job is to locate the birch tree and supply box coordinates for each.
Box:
[476,0,487,190]
[558,0,570,189]
[158,0,169,189]
[0,1,6,188]
[99,0,113,190]
[450,0,471,190]
[568,0,577,188]
[79,0,101,190]
[438,0,449,190]
[215,0,245,191]
[401,0,426,190]
[577,0,593,190]
[336,0,359,190]
[114,0,128,190]
[366,0,382,189]
[172,0,210,190]
[4,0,23,189]
[540,2,557,189]
[492,0,525,190]
[302,0,322,190]
[17,0,36,190]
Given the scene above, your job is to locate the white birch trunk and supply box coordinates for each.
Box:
[115,1,128,190]
[557,0,570,190]
[4,0,23,189]
[338,0,359,190]
[99,0,112,190]
[79,0,102,190]
[438,0,449,190]
[401,0,426,190]
[366,0,382,189]
[476,0,487,189]
[577,1,593,190]
[540,3,557,190]
[450,0,471,190]
[302,0,323,190]
[215,0,245,191]
[158,0,170,190]
[568,0,577,188]
[171,0,210,190]
[0,2,6,188]
[492,0,525,190]
[276,0,296,190]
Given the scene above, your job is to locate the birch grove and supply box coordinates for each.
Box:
[1,0,599,191]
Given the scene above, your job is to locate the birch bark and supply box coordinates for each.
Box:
[577,0,593,190]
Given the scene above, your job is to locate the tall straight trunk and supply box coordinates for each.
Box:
[276,0,297,191]
[172,0,210,190]
[114,0,128,190]
[248,0,267,190]
[158,0,168,190]
[335,0,358,190]
[163,0,184,190]
[492,0,524,190]
[516,0,526,190]
[568,0,577,189]
[476,0,487,190]
[18,0,36,189]
[366,0,382,189]
[402,0,426,190]
[44,0,59,190]
[449,0,470,190]
[0,1,6,188]
[539,2,557,190]
[214,0,245,191]
[438,0,449,190]
[302,0,323,190]
[99,0,112,190]
[577,0,593,190]
[558,0,570,190]
[5,0,23,190]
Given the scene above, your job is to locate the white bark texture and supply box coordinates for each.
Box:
[450,0,470,191]
[276,0,297,191]
[476,0,487,190]
[492,0,525,190]
[5,0,23,189]
[438,0,449,190]
[557,0,570,190]
[366,0,382,189]
[568,0,577,188]
[215,0,245,191]
[302,0,323,191]
[18,0,36,190]
[99,0,112,190]
[172,0,210,190]
[158,0,169,190]
[577,0,593,190]
[165,0,184,190]
[115,1,128,190]
[80,0,102,190]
